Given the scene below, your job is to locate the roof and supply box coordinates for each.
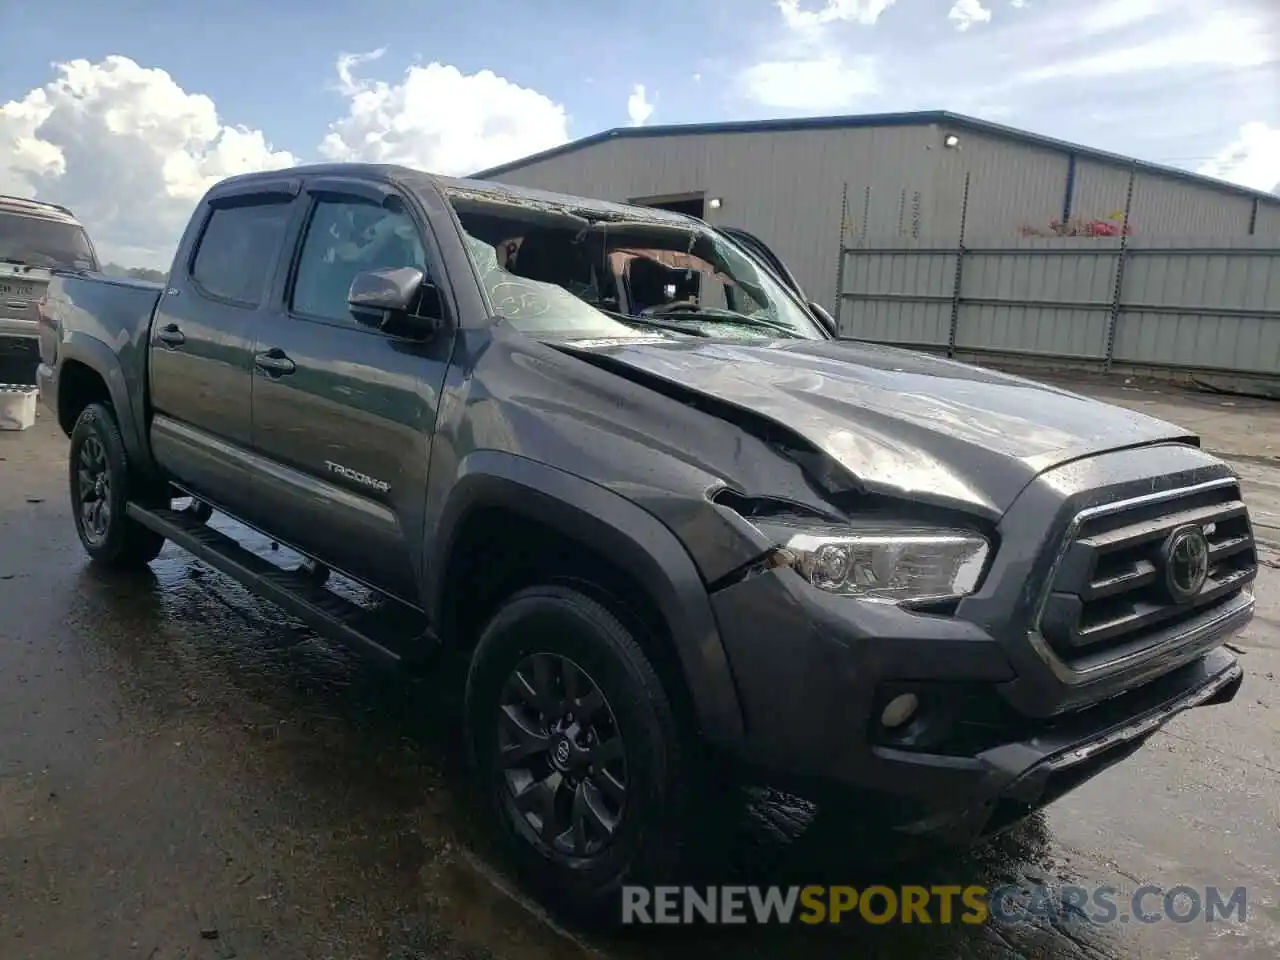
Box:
[212,163,699,224]
[432,174,695,223]
[0,194,81,224]
[469,110,1278,206]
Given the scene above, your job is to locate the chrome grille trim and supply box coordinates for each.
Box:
[1029,477,1256,682]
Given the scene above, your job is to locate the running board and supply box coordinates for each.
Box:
[126,504,437,671]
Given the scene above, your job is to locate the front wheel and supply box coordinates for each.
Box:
[69,403,166,568]
[465,585,690,921]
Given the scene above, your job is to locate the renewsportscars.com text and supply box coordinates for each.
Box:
[620,884,1248,926]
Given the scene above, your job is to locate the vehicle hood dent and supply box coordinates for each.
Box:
[557,337,1197,517]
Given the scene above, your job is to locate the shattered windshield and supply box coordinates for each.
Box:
[0,212,96,270]
[444,188,824,342]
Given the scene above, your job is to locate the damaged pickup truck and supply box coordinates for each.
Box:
[38,164,1257,916]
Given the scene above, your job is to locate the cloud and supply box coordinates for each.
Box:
[739,56,879,110]
[775,0,898,30]
[334,47,387,95]
[0,56,294,267]
[627,84,655,126]
[318,54,569,177]
[1018,10,1274,81]
[1079,0,1167,34]
[949,0,993,31]
[1197,122,1280,193]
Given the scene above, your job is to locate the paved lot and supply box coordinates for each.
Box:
[1,379,1278,960]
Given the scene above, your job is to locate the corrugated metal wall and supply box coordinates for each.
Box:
[838,236,1280,377]
[487,125,938,311]
[488,122,1280,323]
[486,122,1280,380]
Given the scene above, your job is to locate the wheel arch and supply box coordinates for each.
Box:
[56,334,148,469]
[427,451,745,745]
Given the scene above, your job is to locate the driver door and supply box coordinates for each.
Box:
[247,177,453,603]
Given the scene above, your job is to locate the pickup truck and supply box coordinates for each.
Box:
[1,194,98,385]
[38,163,1257,917]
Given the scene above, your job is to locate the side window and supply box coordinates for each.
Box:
[291,198,428,324]
[190,202,291,305]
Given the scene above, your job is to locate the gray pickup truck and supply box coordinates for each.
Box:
[38,163,1257,918]
[0,195,98,384]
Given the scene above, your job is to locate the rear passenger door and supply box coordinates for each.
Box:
[149,182,297,521]
[247,178,453,603]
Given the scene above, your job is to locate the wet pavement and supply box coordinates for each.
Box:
[1,379,1278,960]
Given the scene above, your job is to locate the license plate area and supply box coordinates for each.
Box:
[0,280,37,300]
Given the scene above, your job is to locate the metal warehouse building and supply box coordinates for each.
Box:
[474,111,1280,382]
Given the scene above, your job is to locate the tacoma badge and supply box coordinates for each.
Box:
[324,460,390,494]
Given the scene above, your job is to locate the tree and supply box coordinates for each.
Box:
[102,262,168,283]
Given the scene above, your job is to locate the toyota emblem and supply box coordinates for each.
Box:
[1162,524,1210,604]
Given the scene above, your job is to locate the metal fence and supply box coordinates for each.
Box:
[832,176,1280,382]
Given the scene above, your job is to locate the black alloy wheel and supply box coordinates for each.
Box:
[465,585,689,920]
[68,403,166,567]
[76,434,113,545]
[497,652,627,859]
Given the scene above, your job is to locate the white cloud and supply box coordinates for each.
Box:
[739,56,879,110]
[334,47,387,94]
[627,84,655,126]
[949,0,993,31]
[0,56,294,267]
[775,0,898,30]
[1197,122,1280,193]
[1018,10,1274,81]
[1079,0,1167,34]
[318,54,569,177]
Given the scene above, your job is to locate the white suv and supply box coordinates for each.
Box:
[0,195,98,383]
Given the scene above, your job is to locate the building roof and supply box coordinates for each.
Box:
[470,110,1277,206]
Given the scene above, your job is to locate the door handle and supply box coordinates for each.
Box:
[254,348,296,376]
[156,323,185,346]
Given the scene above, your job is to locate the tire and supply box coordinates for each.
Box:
[465,585,689,922]
[69,403,166,568]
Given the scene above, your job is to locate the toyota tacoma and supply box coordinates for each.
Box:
[37,164,1256,916]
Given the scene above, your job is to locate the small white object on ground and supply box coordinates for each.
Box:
[0,385,37,431]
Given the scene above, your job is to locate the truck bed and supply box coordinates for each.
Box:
[46,271,164,342]
[39,271,164,438]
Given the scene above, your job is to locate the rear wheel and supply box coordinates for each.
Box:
[68,403,166,568]
[465,585,690,921]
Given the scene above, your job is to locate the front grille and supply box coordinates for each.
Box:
[1036,480,1256,668]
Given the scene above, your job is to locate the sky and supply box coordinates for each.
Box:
[1,0,1277,268]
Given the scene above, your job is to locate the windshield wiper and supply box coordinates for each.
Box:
[598,308,713,338]
[643,303,802,337]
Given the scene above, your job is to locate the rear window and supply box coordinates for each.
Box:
[0,212,96,270]
[190,202,291,305]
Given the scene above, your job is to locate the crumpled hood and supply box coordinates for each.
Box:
[558,336,1197,517]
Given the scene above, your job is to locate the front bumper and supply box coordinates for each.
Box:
[882,646,1242,843]
[709,566,1247,841]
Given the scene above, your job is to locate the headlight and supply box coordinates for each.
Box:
[752,518,991,604]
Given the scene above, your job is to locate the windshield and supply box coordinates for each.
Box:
[444,188,825,342]
[0,212,96,270]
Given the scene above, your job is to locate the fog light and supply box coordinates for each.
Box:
[880,693,919,729]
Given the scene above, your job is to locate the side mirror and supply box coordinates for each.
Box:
[348,267,443,338]
[808,301,838,337]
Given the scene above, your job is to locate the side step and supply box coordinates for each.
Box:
[127,504,436,671]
